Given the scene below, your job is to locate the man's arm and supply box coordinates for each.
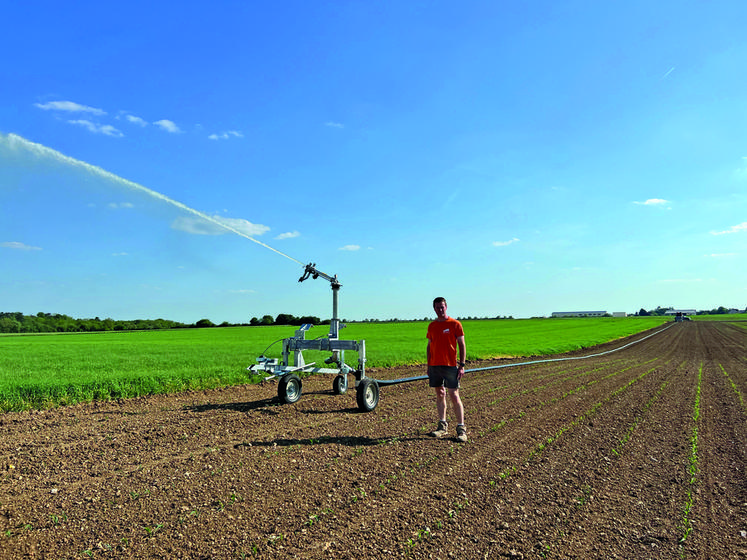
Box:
[457,335,466,373]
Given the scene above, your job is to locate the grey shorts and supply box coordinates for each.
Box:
[428,365,460,389]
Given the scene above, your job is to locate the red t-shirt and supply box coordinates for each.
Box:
[427,317,464,366]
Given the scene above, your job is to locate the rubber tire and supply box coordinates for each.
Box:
[356,378,379,412]
[278,373,302,404]
[333,374,348,395]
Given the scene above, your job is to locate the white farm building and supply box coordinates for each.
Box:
[664,309,697,316]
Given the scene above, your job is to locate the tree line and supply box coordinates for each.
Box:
[0,312,328,334]
[0,312,191,334]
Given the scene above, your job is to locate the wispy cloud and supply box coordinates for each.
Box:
[112,252,129,257]
[124,114,148,127]
[710,222,747,235]
[705,253,736,258]
[208,130,243,141]
[339,244,360,251]
[325,121,345,129]
[493,237,520,247]
[68,120,123,137]
[633,198,670,207]
[154,119,182,133]
[108,202,134,209]
[661,66,676,80]
[34,100,106,115]
[171,215,270,237]
[1,241,42,251]
[275,231,300,240]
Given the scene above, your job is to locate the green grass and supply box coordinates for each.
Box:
[0,316,668,411]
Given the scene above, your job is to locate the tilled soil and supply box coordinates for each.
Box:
[0,321,745,559]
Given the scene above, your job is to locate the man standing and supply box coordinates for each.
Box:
[426,297,467,442]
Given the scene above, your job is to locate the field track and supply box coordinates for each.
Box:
[1,321,745,559]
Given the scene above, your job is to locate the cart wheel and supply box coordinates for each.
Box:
[356,378,379,412]
[278,373,302,404]
[333,374,348,395]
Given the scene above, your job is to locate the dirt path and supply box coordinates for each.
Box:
[0,322,745,559]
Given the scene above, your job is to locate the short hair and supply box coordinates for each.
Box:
[433,297,446,307]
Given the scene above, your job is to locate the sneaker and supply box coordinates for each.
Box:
[455,424,468,443]
[429,420,448,438]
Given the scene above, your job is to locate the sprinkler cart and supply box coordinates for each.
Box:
[248,263,383,412]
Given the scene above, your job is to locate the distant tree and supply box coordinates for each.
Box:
[0,317,21,333]
[275,313,297,325]
[195,318,215,328]
[260,315,274,326]
[637,308,649,316]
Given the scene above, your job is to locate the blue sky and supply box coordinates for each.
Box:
[1,1,746,323]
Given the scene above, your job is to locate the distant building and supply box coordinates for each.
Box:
[664,309,696,316]
[551,311,608,318]
[611,312,627,318]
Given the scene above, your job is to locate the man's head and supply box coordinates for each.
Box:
[433,297,447,319]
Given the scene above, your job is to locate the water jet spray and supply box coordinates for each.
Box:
[1,133,303,266]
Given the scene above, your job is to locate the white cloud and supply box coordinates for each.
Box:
[275,231,300,240]
[154,119,182,133]
[35,100,106,115]
[112,252,129,257]
[171,215,270,237]
[325,121,345,129]
[1,241,42,251]
[493,237,520,247]
[125,114,148,127]
[634,198,670,207]
[704,253,736,258]
[339,244,360,251]
[108,202,134,209]
[711,222,747,235]
[68,119,123,137]
[208,130,243,140]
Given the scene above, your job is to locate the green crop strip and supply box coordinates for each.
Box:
[718,363,746,412]
[495,363,658,481]
[443,361,663,556]
[480,363,621,438]
[487,361,621,407]
[0,317,667,411]
[611,380,669,457]
[679,363,702,550]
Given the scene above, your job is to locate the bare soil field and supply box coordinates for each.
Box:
[1,321,745,559]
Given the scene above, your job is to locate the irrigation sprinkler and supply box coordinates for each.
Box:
[247,263,380,412]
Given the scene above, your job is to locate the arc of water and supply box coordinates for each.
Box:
[2,133,304,266]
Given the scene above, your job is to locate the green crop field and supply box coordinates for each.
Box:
[0,316,672,411]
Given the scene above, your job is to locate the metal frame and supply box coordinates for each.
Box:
[247,263,375,410]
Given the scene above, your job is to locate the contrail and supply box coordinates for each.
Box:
[1,132,304,266]
[661,66,675,80]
